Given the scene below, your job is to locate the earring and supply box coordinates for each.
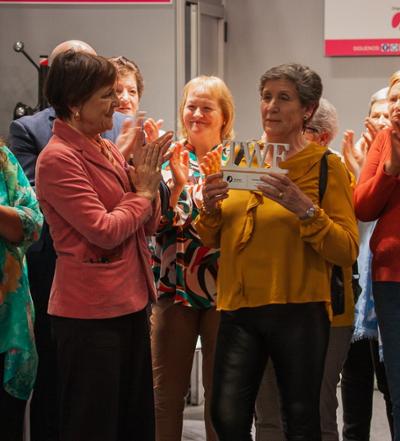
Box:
[74,111,80,121]
[303,115,308,121]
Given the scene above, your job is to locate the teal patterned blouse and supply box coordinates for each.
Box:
[153,143,222,309]
[0,146,43,400]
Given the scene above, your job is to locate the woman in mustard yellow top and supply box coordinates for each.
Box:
[195,63,359,441]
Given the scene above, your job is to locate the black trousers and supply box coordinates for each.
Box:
[26,234,59,441]
[0,353,27,441]
[341,338,393,441]
[52,308,155,441]
[373,282,400,441]
[211,302,330,441]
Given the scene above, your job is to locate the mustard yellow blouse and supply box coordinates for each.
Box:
[194,143,359,319]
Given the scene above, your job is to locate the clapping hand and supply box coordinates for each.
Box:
[128,131,174,200]
[169,143,190,187]
[386,120,400,176]
[200,148,228,214]
[200,146,223,176]
[362,117,380,152]
[341,130,366,180]
[167,143,190,208]
[144,118,164,143]
[116,117,145,161]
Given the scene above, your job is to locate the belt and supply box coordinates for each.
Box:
[87,252,122,264]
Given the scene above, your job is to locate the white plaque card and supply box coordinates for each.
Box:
[222,141,289,191]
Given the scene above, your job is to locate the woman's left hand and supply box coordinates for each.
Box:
[257,172,314,218]
[200,146,223,176]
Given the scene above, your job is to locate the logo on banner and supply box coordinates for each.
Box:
[392,12,400,28]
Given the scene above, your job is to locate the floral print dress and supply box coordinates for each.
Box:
[0,146,43,400]
[152,143,221,309]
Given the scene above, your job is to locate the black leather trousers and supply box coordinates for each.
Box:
[211,302,330,441]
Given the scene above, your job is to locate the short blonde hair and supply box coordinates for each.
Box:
[178,76,235,141]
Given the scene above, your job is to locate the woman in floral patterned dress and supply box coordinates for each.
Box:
[151,76,235,441]
[0,141,43,441]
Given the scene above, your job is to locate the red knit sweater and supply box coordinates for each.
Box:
[354,128,400,282]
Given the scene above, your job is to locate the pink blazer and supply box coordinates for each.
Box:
[36,119,160,319]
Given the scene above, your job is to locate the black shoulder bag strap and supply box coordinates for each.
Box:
[318,150,330,204]
[318,150,361,306]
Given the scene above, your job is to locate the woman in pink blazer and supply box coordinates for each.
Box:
[35,50,172,441]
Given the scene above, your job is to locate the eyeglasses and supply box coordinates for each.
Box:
[304,126,320,135]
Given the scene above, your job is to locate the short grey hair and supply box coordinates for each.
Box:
[368,87,388,115]
[306,97,339,144]
[259,63,323,118]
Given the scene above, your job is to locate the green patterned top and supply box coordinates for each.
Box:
[0,146,43,400]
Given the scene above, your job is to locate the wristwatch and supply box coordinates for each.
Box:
[299,205,318,220]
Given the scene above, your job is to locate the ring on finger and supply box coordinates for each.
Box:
[278,191,284,199]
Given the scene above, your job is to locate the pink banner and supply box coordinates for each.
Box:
[325,39,400,57]
[0,0,172,3]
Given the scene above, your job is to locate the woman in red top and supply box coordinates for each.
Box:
[354,70,400,441]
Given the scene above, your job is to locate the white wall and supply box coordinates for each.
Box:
[0,3,176,138]
[1,0,399,152]
[223,0,400,150]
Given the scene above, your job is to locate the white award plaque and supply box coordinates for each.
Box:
[222,141,289,191]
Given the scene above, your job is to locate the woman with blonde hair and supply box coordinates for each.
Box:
[341,86,393,441]
[354,69,400,441]
[151,75,234,441]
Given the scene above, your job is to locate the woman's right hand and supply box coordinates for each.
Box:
[341,130,366,179]
[129,132,173,200]
[202,172,229,214]
[362,117,380,152]
[168,143,190,209]
[169,143,190,188]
